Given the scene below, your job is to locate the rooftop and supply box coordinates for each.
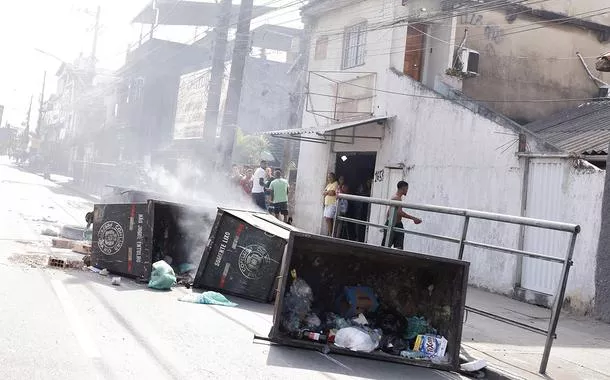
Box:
[525,101,610,155]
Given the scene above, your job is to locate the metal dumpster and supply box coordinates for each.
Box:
[269,232,469,372]
[193,208,298,303]
[91,199,213,280]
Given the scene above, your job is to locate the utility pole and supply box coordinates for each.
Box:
[218,0,254,169]
[202,0,232,157]
[36,71,47,135]
[23,95,33,151]
[91,5,101,68]
[282,27,311,177]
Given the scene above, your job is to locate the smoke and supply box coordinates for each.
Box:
[144,160,259,267]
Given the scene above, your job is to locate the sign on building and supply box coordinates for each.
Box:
[173,63,231,140]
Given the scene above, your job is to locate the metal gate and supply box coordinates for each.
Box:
[521,158,570,295]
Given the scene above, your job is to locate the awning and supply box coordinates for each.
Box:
[260,115,390,144]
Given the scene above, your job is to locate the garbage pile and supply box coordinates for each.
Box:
[281,270,449,363]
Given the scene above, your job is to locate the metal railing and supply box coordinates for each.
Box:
[333,193,580,374]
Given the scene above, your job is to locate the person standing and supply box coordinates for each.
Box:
[382,180,422,249]
[322,172,339,236]
[269,169,290,222]
[251,160,267,210]
[240,169,253,195]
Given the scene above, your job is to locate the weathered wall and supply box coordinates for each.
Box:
[455,8,610,124]
[562,164,605,312]
[595,152,610,322]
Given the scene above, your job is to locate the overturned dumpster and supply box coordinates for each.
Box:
[269,232,469,372]
[193,208,298,303]
[91,200,213,280]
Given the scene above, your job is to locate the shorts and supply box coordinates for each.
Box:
[323,204,337,219]
[381,221,404,249]
[252,192,266,210]
[272,202,289,215]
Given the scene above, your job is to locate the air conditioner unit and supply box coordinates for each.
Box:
[459,48,480,76]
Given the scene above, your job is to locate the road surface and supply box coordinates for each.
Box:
[0,158,466,380]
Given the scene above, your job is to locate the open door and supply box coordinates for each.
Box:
[404,24,427,81]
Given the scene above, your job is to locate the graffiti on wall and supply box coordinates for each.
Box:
[459,13,505,44]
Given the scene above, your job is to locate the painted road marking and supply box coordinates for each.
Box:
[51,279,101,358]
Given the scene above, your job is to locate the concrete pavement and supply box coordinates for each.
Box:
[0,158,467,380]
[7,157,610,380]
[462,288,610,380]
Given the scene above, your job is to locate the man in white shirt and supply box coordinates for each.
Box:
[251,160,268,210]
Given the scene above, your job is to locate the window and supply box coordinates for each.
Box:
[342,22,367,69]
[314,36,328,60]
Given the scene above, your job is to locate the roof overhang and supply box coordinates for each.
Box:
[132,1,273,26]
[260,115,390,144]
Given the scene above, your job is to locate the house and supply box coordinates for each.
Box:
[262,0,608,314]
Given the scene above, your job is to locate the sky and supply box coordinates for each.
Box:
[0,0,302,129]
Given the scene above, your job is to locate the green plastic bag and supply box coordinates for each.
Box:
[148,260,177,290]
[179,291,237,307]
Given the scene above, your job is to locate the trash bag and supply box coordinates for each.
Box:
[404,316,435,340]
[335,286,379,318]
[325,312,351,330]
[179,291,237,307]
[304,313,322,329]
[281,270,314,333]
[148,260,177,290]
[379,335,409,355]
[334,327,382,353]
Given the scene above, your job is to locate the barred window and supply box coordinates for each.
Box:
[342,22,367,69]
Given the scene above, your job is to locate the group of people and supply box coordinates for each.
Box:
[322,172,422,250]
[231,160,290,222]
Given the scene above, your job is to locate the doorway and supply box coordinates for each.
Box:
[335,152,376,242]
[404,23,427,82]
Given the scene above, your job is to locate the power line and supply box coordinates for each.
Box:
[311,6,610,63]
[310,71,605,103]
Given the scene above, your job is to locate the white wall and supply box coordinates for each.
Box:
[561,164,605,312]
[294,0,606,312]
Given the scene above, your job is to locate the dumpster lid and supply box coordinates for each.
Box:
[220,208,298,240]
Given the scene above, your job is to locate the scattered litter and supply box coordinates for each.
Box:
[404,316,436,340]
[352,313,368,326]
[460,359,487,372]
[336,286,379,318]
[334,327,381,353]
[99,268,109,276]
[148,260,176,290]
[60,225,86,240]
[400,350,427,360]
[72,243,91,255]
[281,270,314,333]
[111,277,121,286]
[82,255,91,267]
[41,228,59,237]
[177,263,196,274]
[88,266,102,273]
[413,335,448,358]
[304,314,322,329]
[52,238,74,249]
[179,291,237,307]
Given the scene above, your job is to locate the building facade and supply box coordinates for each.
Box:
[271,0,607,314]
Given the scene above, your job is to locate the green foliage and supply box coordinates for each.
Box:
[234,128,270,165]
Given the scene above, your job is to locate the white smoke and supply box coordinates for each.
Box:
[144,160,260,267]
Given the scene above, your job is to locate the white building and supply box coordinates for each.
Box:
[263,0,608,314]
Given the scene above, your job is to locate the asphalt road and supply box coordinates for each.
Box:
[0,158,467,380]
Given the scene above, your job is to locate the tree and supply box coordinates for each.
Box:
[233,128,270,165]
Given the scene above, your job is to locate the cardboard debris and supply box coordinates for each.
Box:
[52,238,74,249]
[72,243,91,255]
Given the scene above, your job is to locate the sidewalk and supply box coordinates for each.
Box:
[463,287,610,380]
